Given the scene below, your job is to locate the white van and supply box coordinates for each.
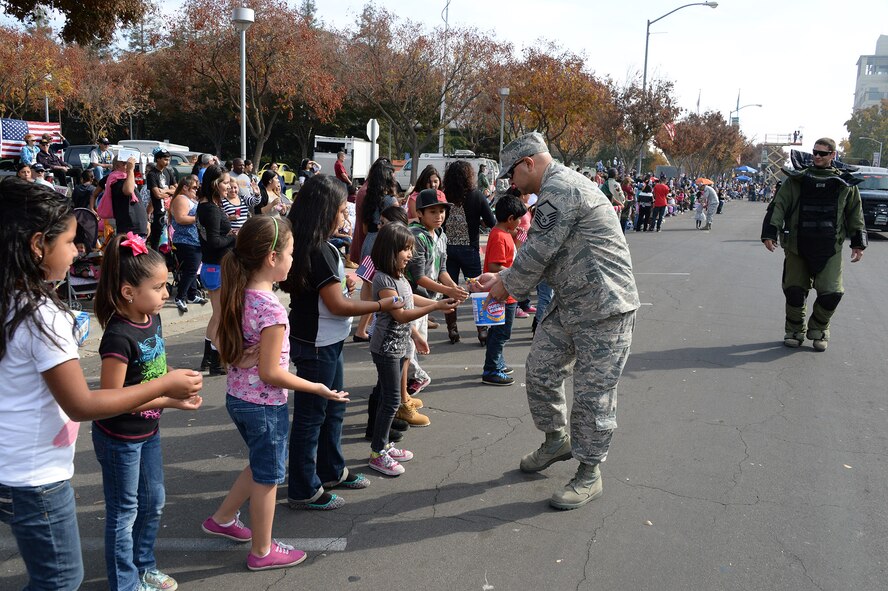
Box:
[118,140,191,158]
[395,151,499,193]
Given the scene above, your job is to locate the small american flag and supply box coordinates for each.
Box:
[356,255,375,282]
[0,119,62,159]
[515,227,528,243]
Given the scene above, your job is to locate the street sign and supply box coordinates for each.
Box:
[366,119,379,142]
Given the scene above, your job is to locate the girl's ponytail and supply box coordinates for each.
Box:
[218,250,249,365]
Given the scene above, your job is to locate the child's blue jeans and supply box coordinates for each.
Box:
[483,302,517,374]
[0,479,83,590]
[92,428,165,591]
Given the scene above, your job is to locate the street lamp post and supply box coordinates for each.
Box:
[232,7,255,161]
[729,103,762,127]
[43,73,52,123]
[637,1,718,173]
[498,87,510,162]
[859,136,884,167]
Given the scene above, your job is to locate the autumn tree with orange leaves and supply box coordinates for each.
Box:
[0,26,76,119]
[178,0,341,164]
[654,111,751,176]
[341,5,511,184]
[506,44,615,167]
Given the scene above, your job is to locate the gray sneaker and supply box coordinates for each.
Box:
[813,339,828,352]
[550,463,602,510]
[519,432,572,473]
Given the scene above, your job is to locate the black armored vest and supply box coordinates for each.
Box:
[797,173,843,273]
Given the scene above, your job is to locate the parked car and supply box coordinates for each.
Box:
[169,151,199,179]
[259,162,296,185]
[0,159,18,179]
[63,144,148,187]
[853,166,888,232]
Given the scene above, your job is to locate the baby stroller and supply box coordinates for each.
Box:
[63,208,103,311]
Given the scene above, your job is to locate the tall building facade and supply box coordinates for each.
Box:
[854,35,888,111]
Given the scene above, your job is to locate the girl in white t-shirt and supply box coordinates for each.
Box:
[0,177,203,591]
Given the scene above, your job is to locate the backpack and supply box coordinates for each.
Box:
[599,180,612,199]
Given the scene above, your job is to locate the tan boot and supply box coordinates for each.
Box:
[550,463,602,510]
[519,430,572,473]
[396,403,430,427]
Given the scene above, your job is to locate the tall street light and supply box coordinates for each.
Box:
[498,87,510,162]
[638,1,718,172]
[44,73,52,122]
[730,103,762,127]
[859,136,884,167]
[232,7,254,161]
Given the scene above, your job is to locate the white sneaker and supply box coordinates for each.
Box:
[384,443,414,462]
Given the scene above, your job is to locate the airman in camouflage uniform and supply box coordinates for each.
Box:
[479,132,639,510]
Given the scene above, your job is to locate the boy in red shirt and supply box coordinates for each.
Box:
[482,194,528,386]
[651,177,670,232]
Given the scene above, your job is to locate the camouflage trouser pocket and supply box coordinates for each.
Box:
[572,311,635,431]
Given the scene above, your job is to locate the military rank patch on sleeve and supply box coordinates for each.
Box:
[533,200,559,230]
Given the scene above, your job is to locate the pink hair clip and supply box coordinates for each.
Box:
[121,232,148,256]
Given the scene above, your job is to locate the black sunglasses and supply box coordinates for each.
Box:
[812,149,833,157]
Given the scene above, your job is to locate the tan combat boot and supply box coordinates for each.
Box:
[550,463,602,510]
[519,430,572,473]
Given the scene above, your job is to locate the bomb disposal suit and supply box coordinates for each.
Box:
[761,164,866,343]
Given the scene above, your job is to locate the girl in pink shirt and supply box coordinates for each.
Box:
[201,216,349,572]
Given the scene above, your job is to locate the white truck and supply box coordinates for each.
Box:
[394,150,500,193]
[313,136,374,185]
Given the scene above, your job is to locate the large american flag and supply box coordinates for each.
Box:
[0,119,62,159]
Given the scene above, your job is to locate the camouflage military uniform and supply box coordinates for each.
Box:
[500,159,640,464]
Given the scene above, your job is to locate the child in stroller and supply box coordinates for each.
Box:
[62,208,103,310]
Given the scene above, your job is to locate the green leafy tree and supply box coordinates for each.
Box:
[845,99,887,165]
[0,0,146,45]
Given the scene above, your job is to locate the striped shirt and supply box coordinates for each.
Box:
[221,194,261,232]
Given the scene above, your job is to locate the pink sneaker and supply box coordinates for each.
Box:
[523,305,537,314]
[247,540,307,571]
[385,443,414,462]
[202,511,252,542]
[515,308,530,319]
[369,451,405,476]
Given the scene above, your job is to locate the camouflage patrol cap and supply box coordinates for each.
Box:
[498,132,549,179]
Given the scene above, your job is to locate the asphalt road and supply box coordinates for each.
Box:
[3,199,887,591]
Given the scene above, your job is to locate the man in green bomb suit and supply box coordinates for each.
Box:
[761,137,867,352]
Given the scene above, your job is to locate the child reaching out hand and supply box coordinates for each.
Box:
[0,178,202,591]
[93,233,204,591]
[202,215,349,571]
[367,223,458,476]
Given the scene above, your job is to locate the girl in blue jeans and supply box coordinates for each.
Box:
[0,178,202,591]
[205,216,349,572]
[93,234,204,591]
[281,175,404,509]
